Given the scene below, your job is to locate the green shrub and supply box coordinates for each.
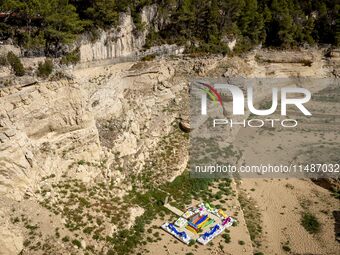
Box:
[131,11,145,32]
[332,190,340,200]
[62,236,70,242]
[83,226,94,234]
[238,240,245,245]
[72,239,81,248]
[24,32,46,50]
[233,37,253,54]
[141,54,156,62]
[144,27,162,49]
[88,28,101,43]
[301,212,321,234]
[37,59,53,78]
[215,191,223,199]
[282,245,291,252]
[222,233,231,243]
[61,49,80,65]
[23,239,31,247]
[107,249,115,255]
[188,239,195,246]
[0,55,7,66]
[78,160,86,165]
[7,52,25,76]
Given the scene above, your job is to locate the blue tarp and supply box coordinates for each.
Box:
[168,223,188,239]
[202,224,220,239]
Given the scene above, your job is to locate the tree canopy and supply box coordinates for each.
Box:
[0,0,338,56]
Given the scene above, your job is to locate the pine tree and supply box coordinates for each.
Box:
[218,0,245,35]
[266,0,294,47]
[0,0,338,54]
[44,0,84,56]
[83,0,119,28]
[237,0,264,44]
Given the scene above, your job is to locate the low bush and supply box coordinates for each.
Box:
[188,239,195,246]
[78,160,86,165]
[37,59,53,78]
[282,245,291,252]
[107,250,115,255]
[62,236,70,242]
[61,49,80,65]
[141,54,156,62]
[301,212,321,234]
[72,239,81,248]
[7,51,25,76]
[222,233,231,243]
[0,55,7,66]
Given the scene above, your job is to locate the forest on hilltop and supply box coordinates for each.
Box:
[0,0,339,56]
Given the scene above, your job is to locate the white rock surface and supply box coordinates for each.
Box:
[79,5,157,63]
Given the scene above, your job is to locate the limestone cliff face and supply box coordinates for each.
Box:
[0,59,188,255]
[79,5,159,63]
[0,49,334,202]
[0,80,101,200]
[0,60,185,201]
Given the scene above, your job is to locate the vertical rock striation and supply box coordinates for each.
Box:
[79,5,159,63]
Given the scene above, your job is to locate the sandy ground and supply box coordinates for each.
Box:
[239,178,339,255]
[232,84,340,255]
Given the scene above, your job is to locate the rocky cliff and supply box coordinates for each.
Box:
[0,48,338,254]
[0,79,101,200]
[2,48,336,201]
[79,5,161,63]
[0,59,190,254]
[0,59,188,201]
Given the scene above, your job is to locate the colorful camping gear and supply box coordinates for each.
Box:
[162,222,192,244]
[222,216,234,227]
[218,209,228,218]
[188,221,199,231]
[201,218,215,229]
[175,217,187,228]
[197,217,209,228]
[186,224,198,234]
[197,224,224,245]
[205,202,214,211]
[195,214,208,225]
[162,202,235,246]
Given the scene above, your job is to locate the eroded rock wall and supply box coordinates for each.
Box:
[0,60,186,201]
[0,80,101,200]
[79,5,159,63]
